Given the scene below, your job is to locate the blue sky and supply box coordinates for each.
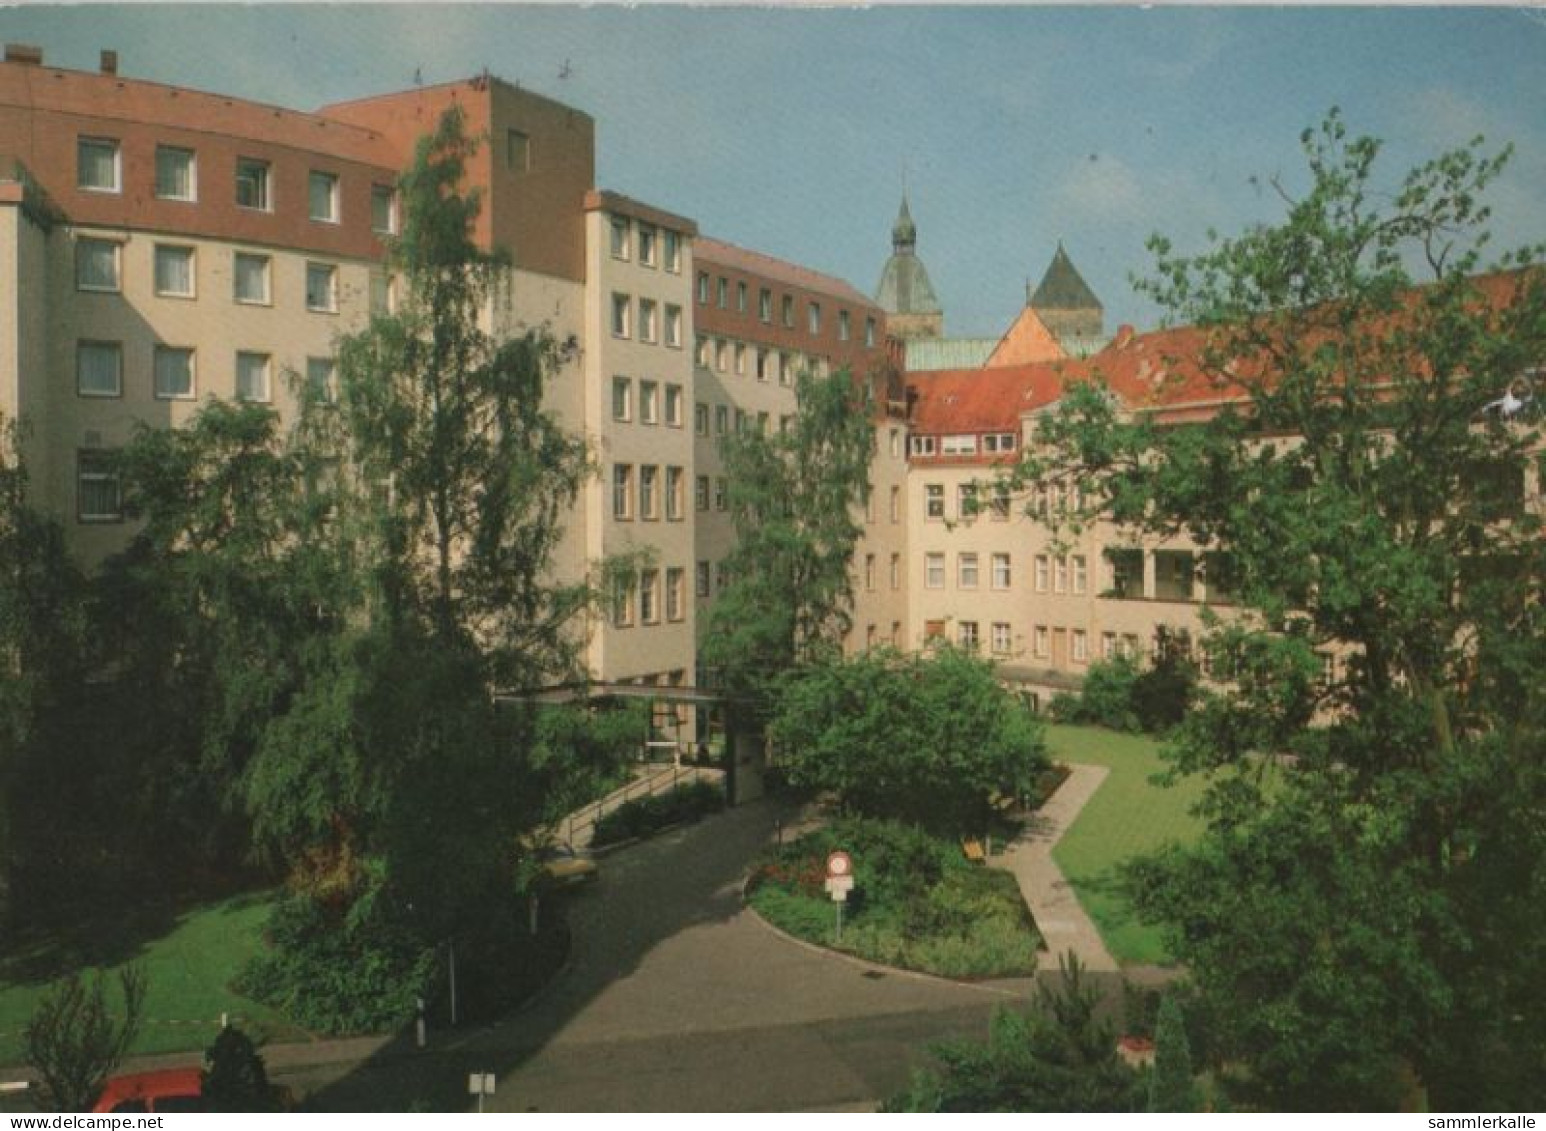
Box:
[5,5,1544,337]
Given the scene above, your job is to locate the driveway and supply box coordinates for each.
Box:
[290,798,1028,1111]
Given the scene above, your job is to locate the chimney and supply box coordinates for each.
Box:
[100,50,118,75]
[1112,324,1136,351]
[4,44,43,65]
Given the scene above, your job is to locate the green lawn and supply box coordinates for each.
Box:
[0,892,309,1068]
[1045,724,1208,966]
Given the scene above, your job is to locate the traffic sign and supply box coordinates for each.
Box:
[826,850,852,879]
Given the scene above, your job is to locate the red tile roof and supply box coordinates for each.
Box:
[909,363,1068,433]
[695,236,879,311]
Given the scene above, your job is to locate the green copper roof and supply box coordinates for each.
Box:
[1030,242,1102,312]
[875,194,941,315]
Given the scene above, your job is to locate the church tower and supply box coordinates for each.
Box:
[1029,242,1105,356]
[874,195,944,340]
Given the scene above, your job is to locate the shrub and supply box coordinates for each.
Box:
[1131,652,1197,734]
[1054,656,1142,732]
[24,966,146,1113]
[202,1026,280,1112]
[590,779,725,847]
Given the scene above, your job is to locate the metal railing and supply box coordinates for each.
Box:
[560,759,725,849]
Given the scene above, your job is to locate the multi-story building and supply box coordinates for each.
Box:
[0,46,894,704]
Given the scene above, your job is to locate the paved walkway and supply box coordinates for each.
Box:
[995,763,1119,974]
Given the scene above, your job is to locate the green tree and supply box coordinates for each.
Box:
[887,953,1144,1112]
[201,1026,279,1113]
[1022,112,1546,1108]
[0,417,87,923]
[701,366,874,711]
[768,647,1047,832]
[1148,995,1200,1112]
[24,966,146,1113]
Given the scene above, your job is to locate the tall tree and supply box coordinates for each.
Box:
[1021,112,1546,1108]
[701,367,874,710]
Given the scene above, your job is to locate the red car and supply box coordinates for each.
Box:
[92,1067,204,1113]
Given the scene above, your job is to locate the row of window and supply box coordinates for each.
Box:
[608,217,684,273]
[611,566,689,627]
[611,377,684,427]
[920,479,1084,522]
[860,552,904,592]
[694,271,875,347]
[611,464,688,522]
[919,551,1091,594]
[75,238,352,314]
[73,340,334,403]
[692,401,784,441]
[76,135,397,231]
[862,484,904,525]
[693,334,828,385]
[910,432,1019,458]
[610,293,684,347]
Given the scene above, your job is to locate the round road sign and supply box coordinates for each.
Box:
[826,850,852,878]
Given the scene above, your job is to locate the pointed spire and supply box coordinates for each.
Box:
[1031,241,1102,312]
[892,193,917,253]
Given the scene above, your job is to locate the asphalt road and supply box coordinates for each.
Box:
[291,798,1033,1112]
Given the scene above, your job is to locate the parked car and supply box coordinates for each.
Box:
[92,1068,204,1113]
[536,843,599,887]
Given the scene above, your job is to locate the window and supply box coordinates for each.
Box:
[695,475,710,512]
[889,429,901,459]
[234,253,271,304]
[839,310,851,342]
[664,384,683,427]
[639,380,659,425]
[925,552,945,589]
[714,562,729,591]
[696,561,711,597]
[715,405,729,436]
[664,231,681,273]
[890,553,900,590]
[910,435,937,457]
[639,299,658,343]
[370,271,396,315]
[77,137,119,192]
[992,622,1012,654]
[612,376,632,422]
[958,621,979,652]
[925,484,945,519]
[715,477,728,511]
[717,277,728,309]
[76,238,120,292]
[781,294,794,328]
[1035,555,1049,593]
[755,348,769,382]
[865,492,876,524]
[695,336,711,368]
[637,224,657,266]
[613,464,633,519]
[758,288,772,322]
[958,483,979,519]
[76,341,121,398]
[154,245,195,298]
[735,344,747,376]
[78,451,121,522]
[613,573,635,627]
[155,146,196,201]
[990,485,1011,520]
[640,465,659,520]
[610,217,630,260]
[1072,630,1088,664]
[371,185,397,234]
[983,432,1018,454]
[1072,555,1088,595]
[306,263,339,313]
[306,357,336,403]
[235,157,270,210]
[890,486,901,523]
[153,346,195,400]
[665,305,682,348]
[1033,626,1049,658]
[1103,632,1118,660]
[640,569,660,624]
[942,434,978,456]
[865,317,876,348]
[864,554,876,591]
[992,553,1011,590]
[779,352,794,386]
[715,339,728,372]
[506,129,530,172]
[735,409,748,434]
[757,411,769,434]
[959,553,979,589]
[611,293,631,338]
[694,402,709,436]
[235,351,271,402]
[1054,556,1069,594]
[666,467,684,521]
[866,624,877,650]
[807,302,821,335]
[665,567,684,621]
[697,272,710,303]
[308,172,340,223]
